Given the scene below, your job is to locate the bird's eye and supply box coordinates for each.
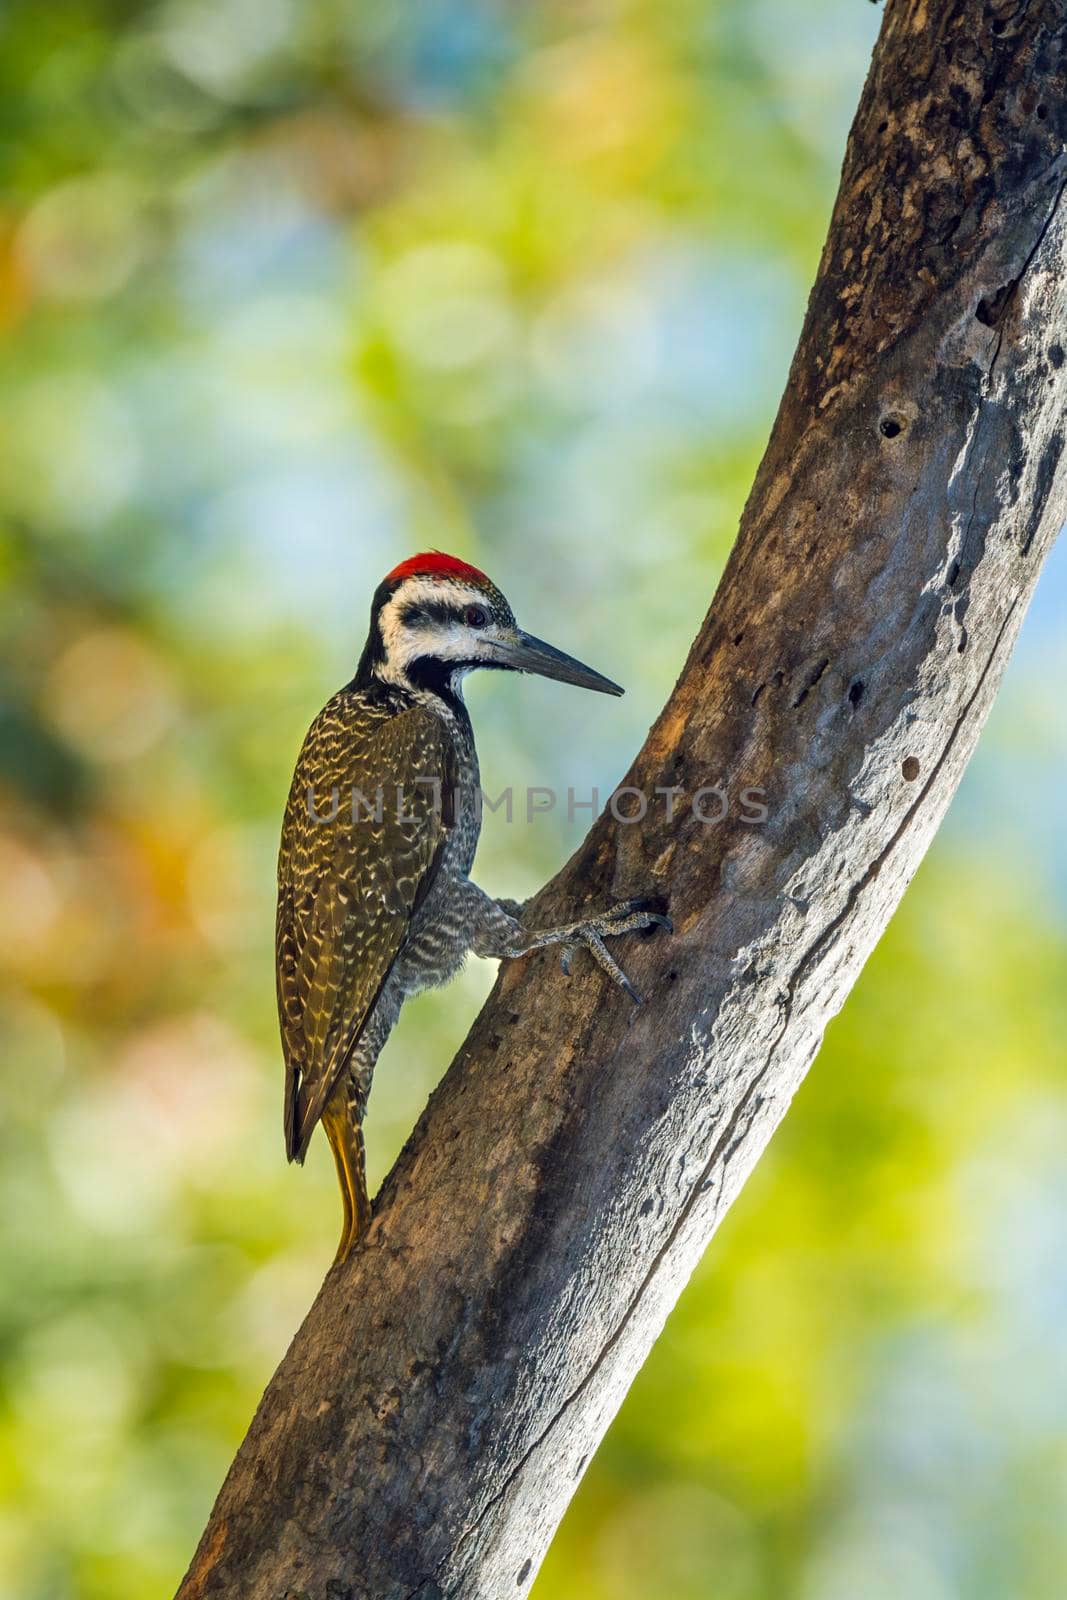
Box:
[464,604,488,629]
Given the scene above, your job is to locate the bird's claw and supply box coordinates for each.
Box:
[599,897,673,936]
[619,971,644,1006]
[556,899,672,1005]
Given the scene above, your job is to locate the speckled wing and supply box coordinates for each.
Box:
[276,695,455,1162]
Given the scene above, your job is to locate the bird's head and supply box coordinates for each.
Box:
[355,551,624,702]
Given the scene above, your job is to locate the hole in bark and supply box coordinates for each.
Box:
[754,670,785,705]
[733,630,745,645]
[947,559,960,586]
[848,680,865,707]
[877,118,889,134]
[879,412,906,439]
[976,283,1013,326]
[793,658,830,708]
[517,1560,532,1585]
[1049,344,1065,369]
[991,17,1007,33]
[1037,103,1048,120]
[902,756,921,781]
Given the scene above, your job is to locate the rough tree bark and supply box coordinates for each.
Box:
[179,4,1067,1597]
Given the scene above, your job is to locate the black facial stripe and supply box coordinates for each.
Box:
[397,598,464,628]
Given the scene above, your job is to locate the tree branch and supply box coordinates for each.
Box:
[179,4,1067,1596]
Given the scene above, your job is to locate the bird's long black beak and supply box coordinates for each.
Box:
[488,629,624,696]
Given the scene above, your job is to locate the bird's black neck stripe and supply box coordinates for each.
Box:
[404,656,484,715]
[352,578,395,688]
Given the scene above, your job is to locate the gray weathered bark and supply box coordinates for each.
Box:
[179,4,1067,1596]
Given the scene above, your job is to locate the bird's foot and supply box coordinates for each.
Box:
[555,898,672,1005]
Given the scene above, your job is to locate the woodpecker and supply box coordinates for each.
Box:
[276,551,669,1264]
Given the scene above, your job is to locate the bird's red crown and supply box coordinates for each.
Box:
[385,550,490,588]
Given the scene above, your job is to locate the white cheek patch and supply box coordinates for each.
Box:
[378,578,494,684]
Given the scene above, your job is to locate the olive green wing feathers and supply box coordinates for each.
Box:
[276,698,455,1163]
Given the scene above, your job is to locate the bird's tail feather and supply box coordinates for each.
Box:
[286,1067,334,1166]
[283,1063,302,1163]
[321,1092,371,1264]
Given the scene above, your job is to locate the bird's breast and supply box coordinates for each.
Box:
[437,705,481,873]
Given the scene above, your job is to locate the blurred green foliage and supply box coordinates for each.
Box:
[1,2,1065,1598]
